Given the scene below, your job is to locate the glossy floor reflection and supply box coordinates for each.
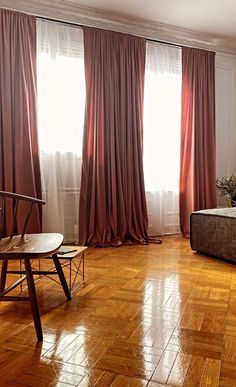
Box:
[0,235,235,386]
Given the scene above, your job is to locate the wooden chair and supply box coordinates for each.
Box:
[0,191,71,341]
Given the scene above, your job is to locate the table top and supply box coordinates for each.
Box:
[57,246,87,258]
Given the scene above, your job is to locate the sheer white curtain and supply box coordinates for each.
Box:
[144,42,182,236]
[37,19,85,242]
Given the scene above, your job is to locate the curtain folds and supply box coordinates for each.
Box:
[0,9,42,234]
[180,47,216,236]
[79,27,151,246]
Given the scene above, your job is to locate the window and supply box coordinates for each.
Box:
[37,19,85,242]
[144,42,182,235]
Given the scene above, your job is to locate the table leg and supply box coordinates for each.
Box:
[53,256,71,300]
[0,260,8,294]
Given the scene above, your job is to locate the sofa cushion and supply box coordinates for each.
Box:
[190,208,236,263]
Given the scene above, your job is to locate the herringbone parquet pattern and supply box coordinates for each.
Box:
[0,236,236,386]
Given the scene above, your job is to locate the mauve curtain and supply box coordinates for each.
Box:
[180,47,216,236]
[79,27,149,246]
[0,9,42,233]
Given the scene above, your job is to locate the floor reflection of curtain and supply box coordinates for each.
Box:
[37,19,85,242]
[144,42,182,236]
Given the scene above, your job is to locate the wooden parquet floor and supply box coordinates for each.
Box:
[0,235,236,386]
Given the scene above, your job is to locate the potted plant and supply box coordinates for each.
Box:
[216,175,236,206]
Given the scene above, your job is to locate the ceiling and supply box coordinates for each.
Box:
[68,0,236,39]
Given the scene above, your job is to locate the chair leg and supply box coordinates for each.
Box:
[53,256,71,300]
[0,260,8,293]
[24,259,43,341]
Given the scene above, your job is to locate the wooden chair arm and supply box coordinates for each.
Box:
[0,191,45,205]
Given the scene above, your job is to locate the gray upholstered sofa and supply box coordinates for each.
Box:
[190,208,236,263]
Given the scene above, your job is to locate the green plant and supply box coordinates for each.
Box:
[216,175,236,205]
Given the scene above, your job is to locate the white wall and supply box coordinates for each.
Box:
[215,52,236,205]
[216,52,236,177]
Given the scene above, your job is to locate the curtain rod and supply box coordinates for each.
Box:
[37,15,182,49]
[0,6,215,52]
[38,16,216,52]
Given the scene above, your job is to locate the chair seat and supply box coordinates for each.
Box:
[0,233,63,260]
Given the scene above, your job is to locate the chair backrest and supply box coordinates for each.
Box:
[0,191,45,239]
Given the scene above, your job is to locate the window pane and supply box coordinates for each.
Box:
[37,20,85,242]
[144,42,182,235]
